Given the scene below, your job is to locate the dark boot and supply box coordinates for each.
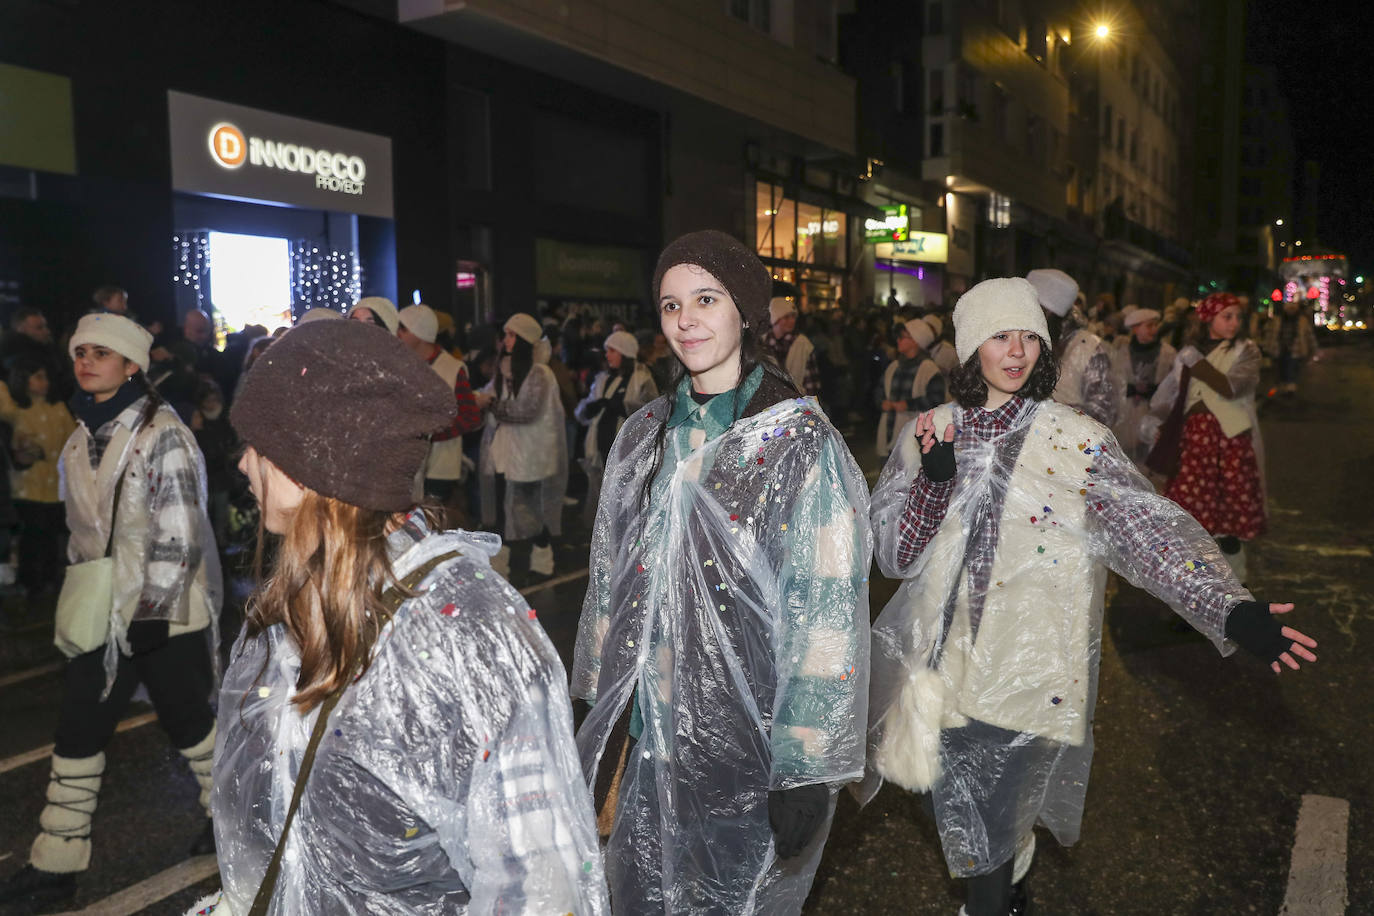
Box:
[0,865,78,910]
[189,819,217,857]
[1009,877,1032,915]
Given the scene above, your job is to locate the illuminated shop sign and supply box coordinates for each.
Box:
[169,90,393,218]
[865,204,909,242]
[874,231,949,264]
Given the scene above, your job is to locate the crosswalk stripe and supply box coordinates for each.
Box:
[47,855,219,916]
[1280,794,1350,915]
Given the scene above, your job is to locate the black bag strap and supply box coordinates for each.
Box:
[102,471,126,559]
[247,549,461,915]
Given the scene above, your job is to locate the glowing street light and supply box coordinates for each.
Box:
[1095,23,1110,38]
[1275,218,1284,226]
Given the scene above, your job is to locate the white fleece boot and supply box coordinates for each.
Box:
[529,543,555,577]
[30,752,104,873]
[491,545,511,578]
[179,724,216,813]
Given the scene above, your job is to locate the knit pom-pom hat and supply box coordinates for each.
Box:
[69,313,154,372]
[651,230,772,338]
[953,277,1052,363]
[230,320,456,512]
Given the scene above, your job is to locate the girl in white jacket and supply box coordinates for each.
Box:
[574,330,657,522]
[476,313,568,578]
[862,278,1317,916]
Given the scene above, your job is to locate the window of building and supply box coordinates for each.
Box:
[988,193,1012,228]
[929,68,945,114]
[928,0,944,35]
[930,122,945,157]
[727,0,771,33]
[450,87,492,191]
[1129,128,1139,166]
[1026,13,1047,61]
[957,65,977,111]
[1102,102,1113,143]
[755,180,797,260]
[1116,117,1125,155]
[992,86,1009,141]
[795,200,846,267]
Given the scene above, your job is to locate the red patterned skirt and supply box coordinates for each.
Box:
[1164,411,1266,540]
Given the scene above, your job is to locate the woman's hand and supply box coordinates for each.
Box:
[1224,600,1319,674]
[473,391,494,410]
[914,410,956,482]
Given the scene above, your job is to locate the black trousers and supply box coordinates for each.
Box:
[54,630,215,759]
[13,499,65,593]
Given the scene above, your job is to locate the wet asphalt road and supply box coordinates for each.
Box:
[0,338,1368,915]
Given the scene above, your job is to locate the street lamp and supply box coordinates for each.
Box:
[1095,23,1110,38]
[1275,218,1284,226]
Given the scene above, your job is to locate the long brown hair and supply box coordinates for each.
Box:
[243,487,403,713]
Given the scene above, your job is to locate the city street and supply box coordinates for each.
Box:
[1,340,1368,915]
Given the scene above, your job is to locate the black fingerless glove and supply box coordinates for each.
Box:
[768,783,831,859]
[1224,600,1290,662]
[920,437,956,483]
[127,619,170,656]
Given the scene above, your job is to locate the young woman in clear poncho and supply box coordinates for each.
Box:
[860,278,1318,916]
[194,320,606,916]
[571,230,873,914]
[0,314,221,913]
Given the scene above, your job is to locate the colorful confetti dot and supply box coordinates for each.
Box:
[405,826,418,838]
[257,687,271,698]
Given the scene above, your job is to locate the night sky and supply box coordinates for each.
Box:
[1247,0,1374,271]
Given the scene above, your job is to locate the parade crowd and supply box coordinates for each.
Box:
[0,234,1323,916]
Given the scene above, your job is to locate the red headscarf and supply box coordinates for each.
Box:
[1196,292,1241,324]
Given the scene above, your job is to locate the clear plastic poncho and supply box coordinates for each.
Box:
[212,522,608,915]
[861,398,1248,877]
[572,383,872,914]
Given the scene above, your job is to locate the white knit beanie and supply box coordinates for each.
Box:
[398,304,439,343]
[1123,308,1161,328]
[69,312,155,372]
[1025,268,1079,317]
[902,318,935,350]
[768,296,797,324]
[297,307,342,324]
[505,312,543,346]
[604,330,639,359]
[922,314,943,337]
[347,296,400,334]
[953,277,1052,363]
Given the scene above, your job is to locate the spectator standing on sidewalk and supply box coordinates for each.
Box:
[923,313,961,375]
[195,319,607,916]
[397,304,483,511]
[0,313,220,912]
[345,295,400,335]
[862,278,1318,916]
[0,357,76,598]
[572,231,872,915]
[574,330,657,523]
[476,313,567,579]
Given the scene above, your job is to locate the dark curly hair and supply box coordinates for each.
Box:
[948,334,1059,408]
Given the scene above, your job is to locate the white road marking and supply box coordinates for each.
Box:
[0,712,158,775]
[518,567,590,597]
[48,855,218,916]
[1286,543,1372,558]
[1280,794,1349,915]
[0,661,62,689]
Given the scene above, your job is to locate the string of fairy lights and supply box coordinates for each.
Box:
[173,232,363,321]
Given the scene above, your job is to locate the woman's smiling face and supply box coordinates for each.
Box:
[658,263,744,394]
[978,330,1042,409]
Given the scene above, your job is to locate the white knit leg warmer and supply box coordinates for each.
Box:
[1012,831,1036,883]
[30,752,104,873]
[179,724,216,813]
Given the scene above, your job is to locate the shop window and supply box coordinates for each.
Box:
[796,201,845,268]
[207,232,291,333]
[756,180,797,261]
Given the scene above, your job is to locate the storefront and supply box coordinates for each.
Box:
[872,230,950,309]
[167,90,396,336]
[752,178,856,312]
[531,238,651,326]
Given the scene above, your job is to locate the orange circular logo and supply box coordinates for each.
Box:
[207,122,246,169]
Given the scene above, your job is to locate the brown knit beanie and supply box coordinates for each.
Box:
[230,320,456,512]
[651,230,772,338]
